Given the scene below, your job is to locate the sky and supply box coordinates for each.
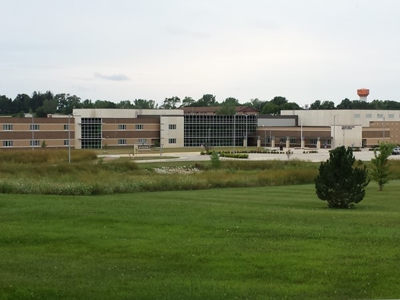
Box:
[1,0,400,106]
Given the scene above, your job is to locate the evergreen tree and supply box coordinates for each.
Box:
[315,146,369,208]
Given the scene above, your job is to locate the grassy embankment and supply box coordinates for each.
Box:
[0,150,399,195]
[0,182,400,299]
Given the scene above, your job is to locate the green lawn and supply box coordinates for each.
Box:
[1,182,400,299]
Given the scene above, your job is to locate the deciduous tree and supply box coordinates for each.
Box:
[370,143,395,191]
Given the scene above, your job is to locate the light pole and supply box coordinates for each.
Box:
[245,115,248,148]
[333,115,336,149]
[68,114,71,163]
[31,113,34,150]
[300,119,303,149]
[208,127,211,148]
[233,114,236,150]
[264,129,267,147]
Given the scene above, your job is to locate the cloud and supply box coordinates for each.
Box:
[94,72,130,81]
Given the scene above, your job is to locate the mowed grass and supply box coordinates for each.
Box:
[1,182,400,299]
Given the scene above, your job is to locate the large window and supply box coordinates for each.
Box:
[81,118,102,149]
[169,124,176,130]
[30,140,40,147]
[64,124,69,130]
[3,140,13,147]
[138,138,147,144]
[184,115,257,147]
[30,124,40,131]
[135,124,144,130]
[168,138,176,144]
[118,139,127,145]
[64,140,69,146]
[3,124,13,131]
[118,124,127,130]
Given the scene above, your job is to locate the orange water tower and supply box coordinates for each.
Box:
[357,88,369,101]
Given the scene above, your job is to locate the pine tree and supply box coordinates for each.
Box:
[315,146,369,208]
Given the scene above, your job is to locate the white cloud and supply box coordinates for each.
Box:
[94,73,130,81]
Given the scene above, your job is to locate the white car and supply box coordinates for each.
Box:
[392,147,400,155]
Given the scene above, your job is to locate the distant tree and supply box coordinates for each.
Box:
[181,97,195,107]
[94,100,116,108]
[56,94,82,114]
[337,98,353,109]
[216,97,239,115]
[221,97,239,106]
[81,99,94,108]
[351,100,370,109]
[315,146,369,208]
[310,100,322,110]
[270,96,288,106]
[260,96,300,115]
[216,104,236,115]
[31,91,53,112]
[161,96,181,109]
[133,99,156,109]
[320,101,335,109]
[0,95,13,115]
[370,143,395,191]
[310,100,335,110]
[117,100,134,109]
[36,98,58,117]
[282,102,301,110]
[188,94,218,107]
[243,98,265,112]
[261,102,280,115]
[13,94,31,113]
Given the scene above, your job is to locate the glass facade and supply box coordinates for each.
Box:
[184,115,257,147]
[81,118,102,149]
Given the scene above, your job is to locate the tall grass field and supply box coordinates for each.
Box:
[0,182,400,299]
[0,150,400,195]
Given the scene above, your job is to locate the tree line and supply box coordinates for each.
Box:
[0,91,399,117]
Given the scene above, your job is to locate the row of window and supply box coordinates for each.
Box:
[116,124,177,130]
[2,124,71,131]
[354,113,399,119]
[117,138,148,145]
[2,140,70,147]
[117,124,149,130]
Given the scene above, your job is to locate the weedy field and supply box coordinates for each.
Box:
[0,149,399,195]
[0,182,399,299]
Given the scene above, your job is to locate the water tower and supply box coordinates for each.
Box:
[357,88,369,101]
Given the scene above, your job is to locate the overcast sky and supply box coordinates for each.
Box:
[1,0,400,106]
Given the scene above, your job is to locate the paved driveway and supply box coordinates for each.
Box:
[98,149,400,163]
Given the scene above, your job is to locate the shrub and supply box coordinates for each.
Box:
[0,149,97,163]
[219,152,248,159]
[210,151,221,169]
[370,143,395,191]
[315,146,369,208]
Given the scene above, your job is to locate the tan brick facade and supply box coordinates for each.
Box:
[0,117,74,149]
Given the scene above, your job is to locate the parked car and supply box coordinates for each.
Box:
[392,147,400,155]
